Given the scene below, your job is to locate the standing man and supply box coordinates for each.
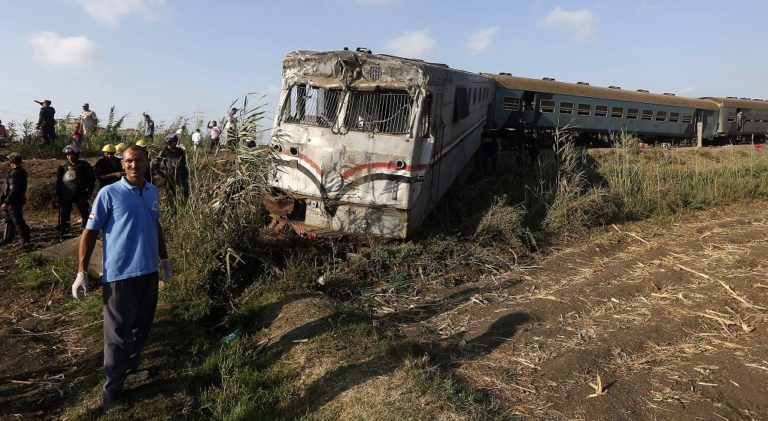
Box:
[72,145,172,411]
[175,124,187,150]
[142,113,155,142]
[207,121,221,151]
[223,108,238,148]
[94,144,124,188]
[191,129,202,151]
[79,103,99,139]
[56,145,95,237]
[157,134,189,212]
[1,153,31,246]
[35,99,56,144]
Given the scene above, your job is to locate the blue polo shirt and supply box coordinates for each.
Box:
[86,178,161,282]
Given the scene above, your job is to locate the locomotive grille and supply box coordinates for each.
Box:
[282,85,344,128]
[344,91,412,134]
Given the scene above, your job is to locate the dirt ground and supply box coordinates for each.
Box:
[389,202,768,420]
[2,157,768,419]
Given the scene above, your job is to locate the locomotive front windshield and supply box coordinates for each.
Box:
[282,85,343,128]
[282,84,413,134]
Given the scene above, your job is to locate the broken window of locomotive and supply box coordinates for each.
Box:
[282,84,343,128]
[344,90,412,134]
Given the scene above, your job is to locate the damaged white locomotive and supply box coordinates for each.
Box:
[266,49,495,238]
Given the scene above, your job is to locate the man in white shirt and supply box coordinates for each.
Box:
[191,129,202,150]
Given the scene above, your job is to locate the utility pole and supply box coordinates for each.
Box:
[193,106,202,130]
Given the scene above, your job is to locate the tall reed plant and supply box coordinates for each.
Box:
[163,95,272,320]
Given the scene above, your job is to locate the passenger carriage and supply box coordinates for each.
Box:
[484,73,721,144]
[267,49,495,238]
[701,97,768,141]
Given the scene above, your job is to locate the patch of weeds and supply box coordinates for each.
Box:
[474,196,536,252]
[3,254,74,290]
[194,336,303,420]
[403,358,515,420]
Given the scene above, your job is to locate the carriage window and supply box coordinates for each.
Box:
[611,107,624,118]
[282,84,343,128]
[669,112,680,123]
[559,102,574,114]
[595,105,608,117]
[682,114,693,123]
[577,104,591,116]
[627,108,639,119]
[655,111,667,121]
[344,90,412,133]
[453,87,469,122]
[727,112,735,122]
[540,100,555,113]
[502,96,519,111]
[641,109,653,120]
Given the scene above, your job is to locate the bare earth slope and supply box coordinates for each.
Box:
[399,202,768,420]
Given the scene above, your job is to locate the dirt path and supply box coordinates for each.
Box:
[400,202,768,420]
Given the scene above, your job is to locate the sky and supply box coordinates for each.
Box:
[1,0,767,131]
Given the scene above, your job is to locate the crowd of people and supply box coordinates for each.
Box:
[0,102,244,246]
[0,102,244,412]
[1,135,192,245]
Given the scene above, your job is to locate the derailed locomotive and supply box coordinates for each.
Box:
[267,49,494,238]
[267,49,768,238]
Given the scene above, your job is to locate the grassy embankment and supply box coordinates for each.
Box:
[8,121,768,419]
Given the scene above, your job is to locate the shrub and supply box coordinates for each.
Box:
[473,196,535,252]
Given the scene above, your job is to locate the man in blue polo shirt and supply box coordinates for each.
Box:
[72,145,172,411]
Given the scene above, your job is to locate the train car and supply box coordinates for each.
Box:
[267,49,495,238]
[483,73,720,143]
[701,97,768,141]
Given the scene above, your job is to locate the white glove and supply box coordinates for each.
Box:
[72,272,88,300]
[159,259,173,282]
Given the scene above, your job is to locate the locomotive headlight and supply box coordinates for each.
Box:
[395,160,406,170]
[290,147,299,156]
[272,143,283,152]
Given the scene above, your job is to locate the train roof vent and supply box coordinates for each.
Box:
[636,89,649,93]
[577,81,590,85]
[740,97,751,100]
[499,72,512,76]
[356,47,372,54]
[608,85,621,89]
[727,96,738,99]
[542,77,556,81]
[662,92,675,96]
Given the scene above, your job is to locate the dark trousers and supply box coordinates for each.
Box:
[3,204,30,244]
[41,126,56,144]
[102,272,159,403]
[59,197,89,234]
